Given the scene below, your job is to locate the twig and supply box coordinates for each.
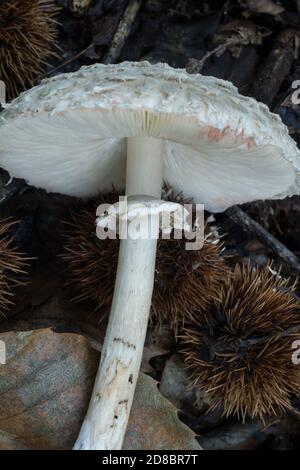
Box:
[226,205,300,275]
[37,0,143,80]
[103,0,143,64]
[186,40,241,74]
[38,43,95,81]
[204,323,300,361]
[250,30,296,108]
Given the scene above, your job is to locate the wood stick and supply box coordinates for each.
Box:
[103,0,143,64]
[250,30,296,108]
[226,205,300,275]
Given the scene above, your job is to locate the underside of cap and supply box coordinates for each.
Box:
[0,61,300,212]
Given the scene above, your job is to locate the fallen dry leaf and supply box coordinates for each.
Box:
[247,0,285,16]
[124,374,201,450]
[0,430,29,450]
[0,328,199,450]
[0,329,99,449]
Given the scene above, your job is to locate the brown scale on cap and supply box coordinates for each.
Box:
[180,263,300,422]
[0,218,28,315]
[0,0,59,100]
[61,189,228,330]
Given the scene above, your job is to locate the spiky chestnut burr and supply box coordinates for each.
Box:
[180,263,300,422]
[61,189,228,330]
[0,0,59,100]
[0,218,28,314]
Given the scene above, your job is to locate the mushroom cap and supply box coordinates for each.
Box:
[0,61,299,212]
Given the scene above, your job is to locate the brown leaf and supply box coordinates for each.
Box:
[0,328,198,450]
[0,430,29,450]
[0,329,99,449]
[124,374,201,450]
[247,0,285,16]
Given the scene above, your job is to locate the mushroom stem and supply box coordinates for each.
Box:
[74,137,163,450]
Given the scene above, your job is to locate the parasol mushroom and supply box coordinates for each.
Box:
[0,61,300,449]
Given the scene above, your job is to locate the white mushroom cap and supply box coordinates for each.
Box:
[0,61,299,212]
